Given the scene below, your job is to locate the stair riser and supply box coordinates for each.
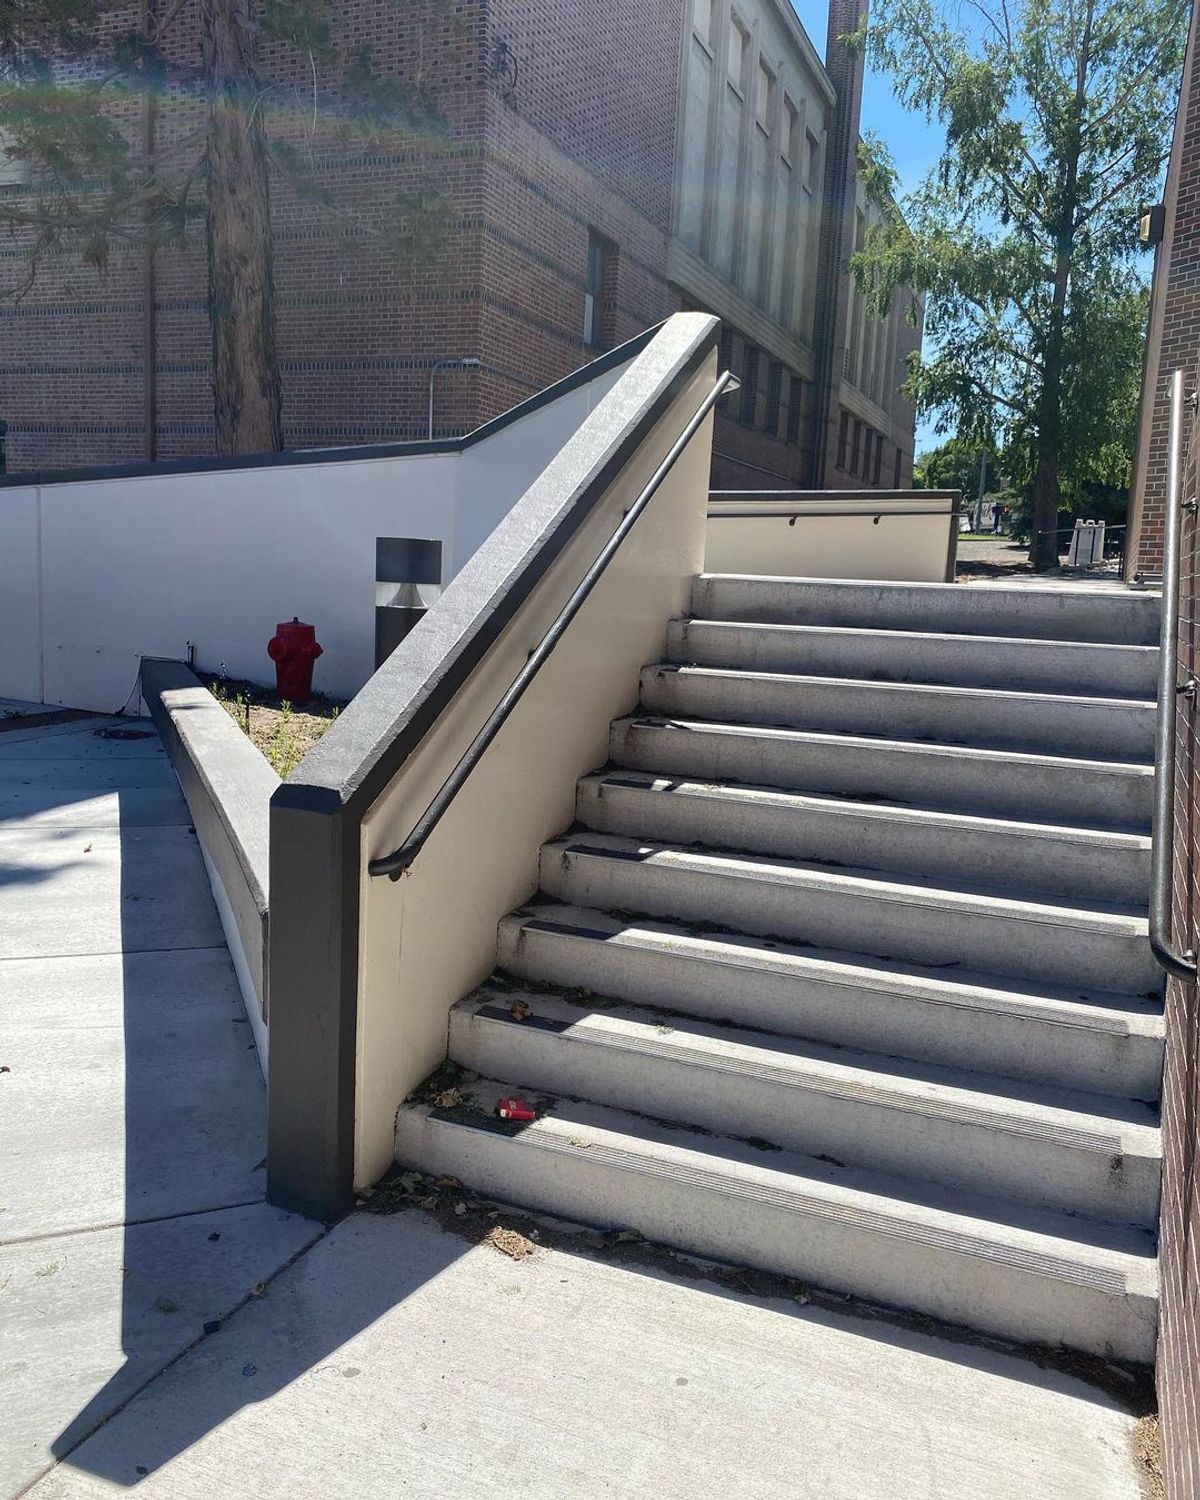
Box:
[497,918,1165,1099]
[611,720,1154,831]
[450,1009,1160,1226]
[640,667,1156,761]
[667,620,1158,699]
[540,849,1160,996]
[576,779,1149,906]
[395,1110,1157,1362]
[691,576,1163,647]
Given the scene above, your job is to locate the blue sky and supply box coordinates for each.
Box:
[791,2,947,453]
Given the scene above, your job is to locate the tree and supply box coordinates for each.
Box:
[850,0,1187,568]
[913,435,999,498]
[0,0,449,454]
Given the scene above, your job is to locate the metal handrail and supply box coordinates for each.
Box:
[368,368,733,880]
[1150,368,1198,982]
[707,507,955,520]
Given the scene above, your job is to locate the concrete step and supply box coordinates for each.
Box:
[639,665,1156,762]
[538,834,1160,997]
[498,905,1164,1099]
[666,618,1158,699]
[691,574,1162,646]
[610,716,1154,831]
[576,772,1151,905]
[451,990,1161,1226]
[395,1081,1158,1362]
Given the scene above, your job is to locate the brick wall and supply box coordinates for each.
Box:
[0,0,921,489]
[1160,351,1200,1500]
[0,0,680,467]
[1129,3,1200,580]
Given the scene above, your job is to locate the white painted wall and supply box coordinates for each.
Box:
[0,354,638,713]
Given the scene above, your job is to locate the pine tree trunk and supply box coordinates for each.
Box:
[202,0,283,455]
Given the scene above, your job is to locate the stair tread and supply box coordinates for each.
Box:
[544,831,1150,927]
[456,987,1161,1150]
[504,902,1164,1030]
[648,662,1156,714]
[579,770,1153,851]
[671,616,1159,659]
[615,714,1156,777]
[401,1075,1158,1274]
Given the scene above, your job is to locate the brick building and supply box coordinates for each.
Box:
[0,0,919,485]
[1128,2,1200,581]
[1127,5,1200,1496]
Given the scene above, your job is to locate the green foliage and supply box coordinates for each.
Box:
[852,0,1186,560]
[913,437,999,495]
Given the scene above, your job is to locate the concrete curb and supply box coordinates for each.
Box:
[141,658,278,1065]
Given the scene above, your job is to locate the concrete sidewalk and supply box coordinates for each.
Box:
[0,710,318,1497]
[22,1206,1150,1500]
[0,708,1152,1500]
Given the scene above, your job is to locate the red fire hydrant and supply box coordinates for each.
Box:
[267,618,323,706]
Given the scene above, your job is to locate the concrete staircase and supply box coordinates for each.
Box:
[395,576,1165,1364]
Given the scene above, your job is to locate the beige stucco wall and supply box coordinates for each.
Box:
[352,355,718,1186]
[705,495,956,582]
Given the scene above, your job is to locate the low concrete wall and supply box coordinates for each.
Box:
[141,659,278,1069]
[266,313,722,1218]
[0,337,645,712]
[705,490,961,583]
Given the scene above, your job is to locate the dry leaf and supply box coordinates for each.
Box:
[510,1001,532,1021]
[434,1087,461,1109]
[484,1226,536,1259]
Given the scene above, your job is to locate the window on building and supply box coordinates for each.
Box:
[873,433,884,486]
[837,410,849,470]
[782,98,799,167]
[766,362,783,435]
[741,343,759,425]
[728,16,748,91]
[756,59,775,133]
[0,130,29,188]
[851,419,863,476]
[719,325,734,374]
[583,230,616,350]
[786,376,803,445]
[805,130,821,194]
[894,447,903,488]
[693,0,712,48]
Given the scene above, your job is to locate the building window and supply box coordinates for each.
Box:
[741,343,759,425]
[583,230,616,350]
[782,98,799,166]
[719,325,734,374]
[851,420,863,477]
[805,130,821,195]
[693,0,712,48]
[837,410,849,470]
[728,16,748,92]
[0,130,29,188]
[894,447,903,488]
[756,59,775,133]
[873,434,884,486]
[786,376,803,445]
[766,362,783,436]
